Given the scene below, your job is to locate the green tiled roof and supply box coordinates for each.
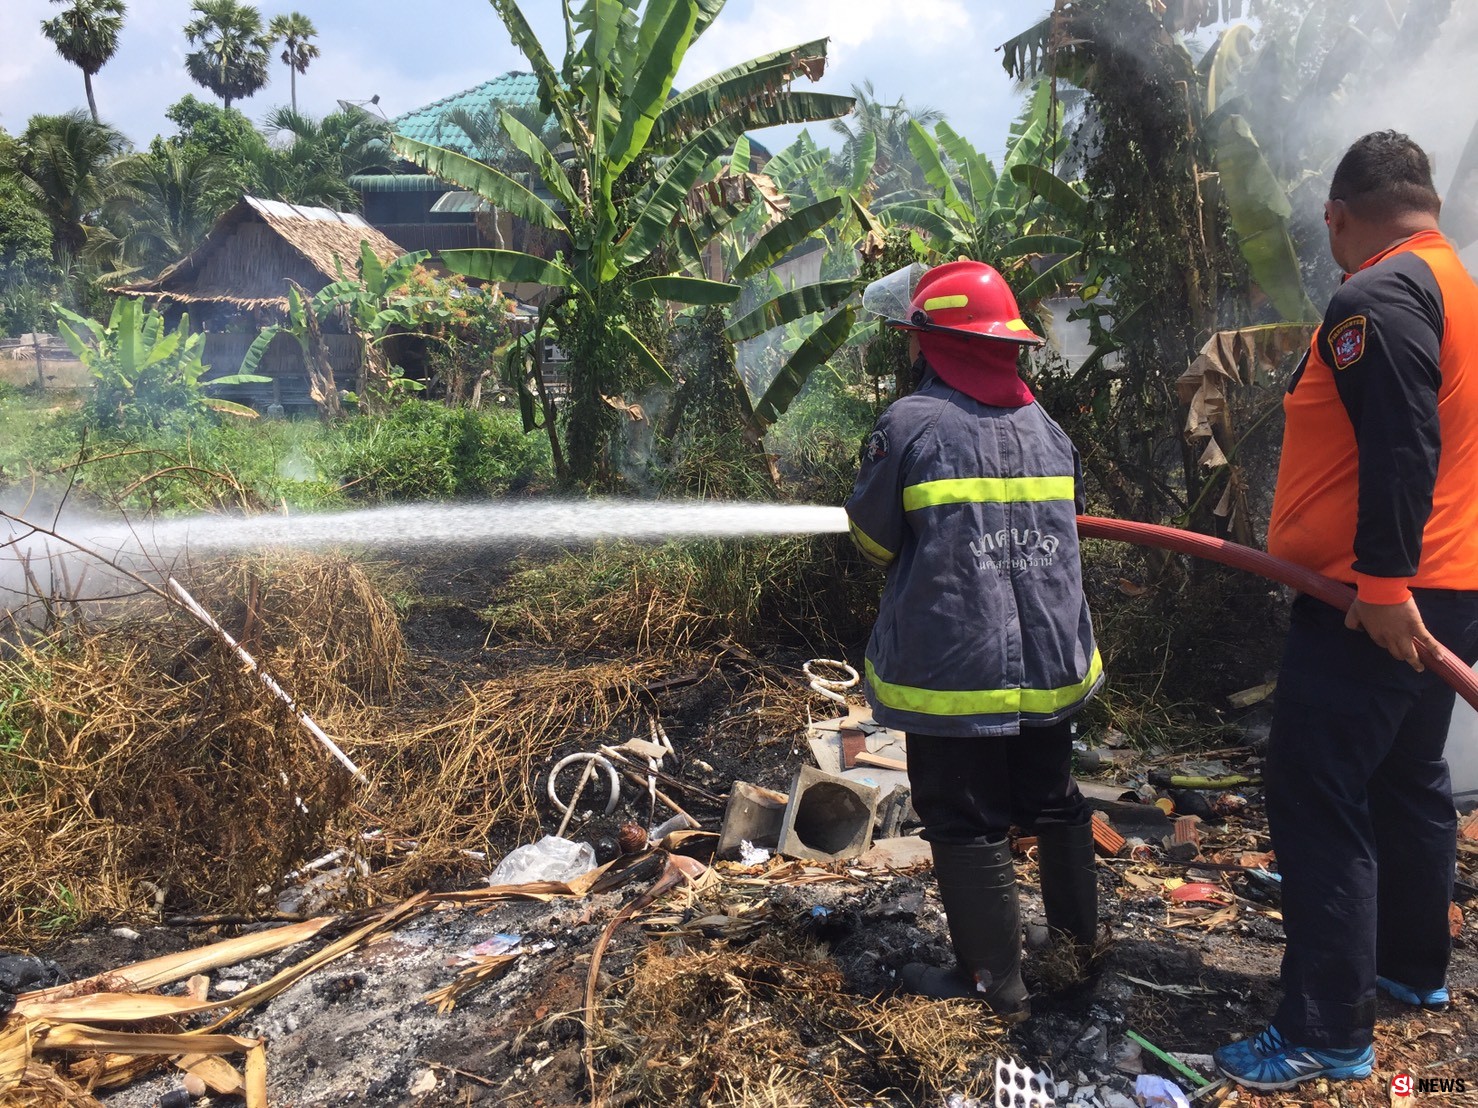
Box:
[393,72,545,158]
[348,174,452,192]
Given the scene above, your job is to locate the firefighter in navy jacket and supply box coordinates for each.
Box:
[846,261,1103,1017]
[1215,133,1478,1091]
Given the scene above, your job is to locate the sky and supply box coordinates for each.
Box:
[0,0,1037,161]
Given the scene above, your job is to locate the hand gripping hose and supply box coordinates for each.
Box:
[1075,515,1478,713]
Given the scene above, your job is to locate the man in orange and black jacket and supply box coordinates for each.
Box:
[1215,132,1478,1092]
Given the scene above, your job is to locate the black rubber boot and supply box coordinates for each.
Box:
[1036,818,1098,946]
[900,838,1029,1018]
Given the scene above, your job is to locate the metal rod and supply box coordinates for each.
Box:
[166,577,368,783]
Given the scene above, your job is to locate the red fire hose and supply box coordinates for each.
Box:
[1075,514,1478,713]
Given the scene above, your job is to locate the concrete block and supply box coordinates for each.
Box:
[776,765,879,863]
[716,781,788,860]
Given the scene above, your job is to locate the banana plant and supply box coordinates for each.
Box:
[880,80,1095,306]
[391,0,857,487]
[57,297,266,428]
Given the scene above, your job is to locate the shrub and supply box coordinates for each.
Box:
[331,401,552,501]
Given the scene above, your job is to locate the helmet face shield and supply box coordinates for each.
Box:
[862,263,930,328]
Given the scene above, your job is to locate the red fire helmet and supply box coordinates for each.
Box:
[909,260,1043,345]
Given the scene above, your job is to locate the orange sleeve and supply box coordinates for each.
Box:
[1355,573,1413,605]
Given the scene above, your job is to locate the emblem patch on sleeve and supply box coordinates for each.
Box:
[1328,315,1367,370]
[863,429,889,463]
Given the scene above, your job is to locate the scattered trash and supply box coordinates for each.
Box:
[776,765,879,862]
[738,840,772,866]
[617,822,649,852]
[1092,812,1127,857]
[803,658,860,706]
[995,1056,1059,1108]
[1135,1074,1191,1108]
[1122,1030,1209,1088]
[465,934,522,959]
[487,836,596,886]
[717,781,788,859]
[1166,882,1231,905]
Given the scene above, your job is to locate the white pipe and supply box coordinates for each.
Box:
[166,577,368,783]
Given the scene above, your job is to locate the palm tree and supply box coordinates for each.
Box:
[5,110,128,262]
[92,145,232,275]
[830,80,943,205]
[184,0,272,111]
[250,106,393,207]
[268,11,318,115]
[39,0,127,124]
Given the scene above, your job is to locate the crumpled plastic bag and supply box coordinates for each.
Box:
[1134,1074,1190,1108]
[488,835,596,886]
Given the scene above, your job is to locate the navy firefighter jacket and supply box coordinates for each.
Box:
[845,371,1103,738]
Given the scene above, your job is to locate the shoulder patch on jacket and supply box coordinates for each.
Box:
[863,429,889,463]
[1328,315,1367,370]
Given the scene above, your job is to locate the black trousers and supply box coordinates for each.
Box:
[1269,590,1478,1049]
[907,719,1090,844]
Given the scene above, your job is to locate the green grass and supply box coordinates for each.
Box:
[0,396,554,515]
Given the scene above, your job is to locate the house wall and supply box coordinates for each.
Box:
[203,332,363,414]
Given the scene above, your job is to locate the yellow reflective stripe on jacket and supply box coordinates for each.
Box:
[902,475,1075,512]
[848,517,895,566]
[866,650,1102,717]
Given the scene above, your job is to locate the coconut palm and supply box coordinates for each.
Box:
[184,0,272,111]
[39,0,128,124]
[268,11,318,114]
[92,145,233,275]
[250,106,394,207]
[830,80,942,205]
[5,110,128,262]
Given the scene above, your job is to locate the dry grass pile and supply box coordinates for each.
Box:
[0,553,401,942]
[596,928,1002,1106]
[361,658,674,892]
[482,536,873,656]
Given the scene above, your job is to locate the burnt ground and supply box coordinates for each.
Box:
[23,546,1478,1107]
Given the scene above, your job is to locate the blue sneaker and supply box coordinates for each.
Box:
[1215,1025,1375,1091]
[1377,976,1450,1009]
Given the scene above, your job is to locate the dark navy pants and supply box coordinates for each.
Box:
[1269,590,1478,1049]
[907,719,1089,844]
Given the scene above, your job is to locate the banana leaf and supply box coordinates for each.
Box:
[1214,114,1318,321]
[498,109,580,213]
[616,322,673,384]
[620,121,742,267]
[491,0,579,144]
[628,275,740,304]
[907,120,966,218]
[935,121,996,206]
[1001,234,1085,258]
[441,248,580,291]
[848,131,877,193]
[881,200,962,246]
[726,92,856,135]
[203,398,264,417]
[1201,23,1257,113]
[391,135,568,232]
[731,196,844,280]
[358,241,384,297]
[751,305,856,429]
[1009,164,1089,222]
[724,279,857,342]
[764,144,832,185]
[1015,255,1082,303]
[608,0,700,176]
[653,38,830,147]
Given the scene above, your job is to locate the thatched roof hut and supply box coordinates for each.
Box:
[115,198,411,415]
[118,196,408,322]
